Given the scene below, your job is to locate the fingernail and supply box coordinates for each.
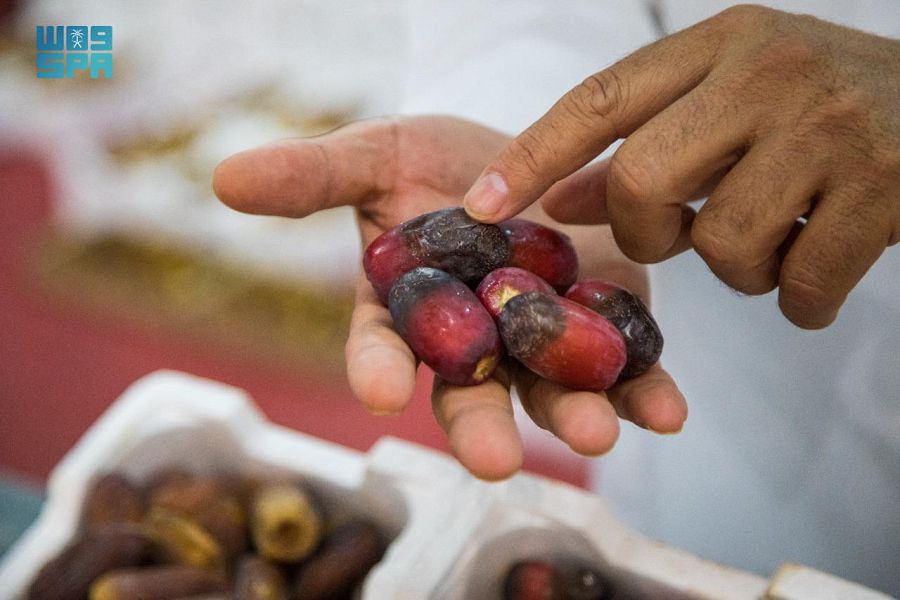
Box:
[646,423,684,435]
[464,172,508,220]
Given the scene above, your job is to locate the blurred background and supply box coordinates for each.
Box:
[2,0,898,595]
[0,0,595,555]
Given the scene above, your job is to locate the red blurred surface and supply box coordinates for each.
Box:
[0,151,588,488]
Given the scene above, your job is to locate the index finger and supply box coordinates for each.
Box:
[463,13,728,223]
[213,118,397,218]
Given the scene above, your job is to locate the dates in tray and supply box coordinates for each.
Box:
[27,468,389,600]
[364,207,663,390]
[503,557,615,600]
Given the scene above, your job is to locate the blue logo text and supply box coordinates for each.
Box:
[36,25,113,79]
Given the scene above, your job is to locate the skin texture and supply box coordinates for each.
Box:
[463,5,900,330]
[213,115,687,481]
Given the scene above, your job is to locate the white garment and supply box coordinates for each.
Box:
[399,0,900,595]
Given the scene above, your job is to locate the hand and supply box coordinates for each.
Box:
[213,116,686,480]
[463,5,900,330]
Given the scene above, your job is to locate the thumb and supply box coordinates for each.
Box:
[463,16,723,223]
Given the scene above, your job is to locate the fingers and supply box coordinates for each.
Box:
[605,78,752,263]
[540,159,722,228]
[539,159,612,225]
[515,369,620,457]
[514,360,686,454]
[463,16,726,222]
[213,118,397,217]
[777,185,892,329]
[345,276,417,415]
[606,363,687,434]
[689,134,824,295]
[432,364,523,481]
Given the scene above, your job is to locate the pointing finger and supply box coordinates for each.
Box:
[463,15,727,223]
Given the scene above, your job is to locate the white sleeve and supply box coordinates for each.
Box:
[398,0,659,134]
[655,0,900,37]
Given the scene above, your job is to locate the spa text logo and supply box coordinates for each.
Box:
[36,25,113,79]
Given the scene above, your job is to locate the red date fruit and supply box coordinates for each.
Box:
[389,267,503,386]
[565,280,663,379]
[364,207,510,303]
[475,267,556,320]
[498,292,626,391]
[503,559,613,600]
[500,219,578,293]
[293,519,387,600]
[362,227,422,305]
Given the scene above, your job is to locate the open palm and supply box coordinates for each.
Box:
[214,115,686,480]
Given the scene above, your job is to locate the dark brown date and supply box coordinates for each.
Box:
[293,519,387,600]
[27,524,149,600]
[88,565,227,600]
[82,473,144,526]
[142,507,224,570]
[565,279,663,379]
[364,207,510,303]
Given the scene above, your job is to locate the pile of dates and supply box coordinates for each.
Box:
[503,557,616,600]
[27,468,388,600]
[364,208,663,389]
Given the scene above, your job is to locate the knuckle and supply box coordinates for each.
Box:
[749,34,821,76]
[691,216,746,266]
[832,184,879,228]
[870,137,900,181]
[718,4,771,22]
[714,4,775,32]
[569,70,628,129]
[813,88,872,129]
[778,263,834,314]
[503,129,549,178]
[607,149,657,206]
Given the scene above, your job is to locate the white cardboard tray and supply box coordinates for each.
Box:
[0,371,890,600]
